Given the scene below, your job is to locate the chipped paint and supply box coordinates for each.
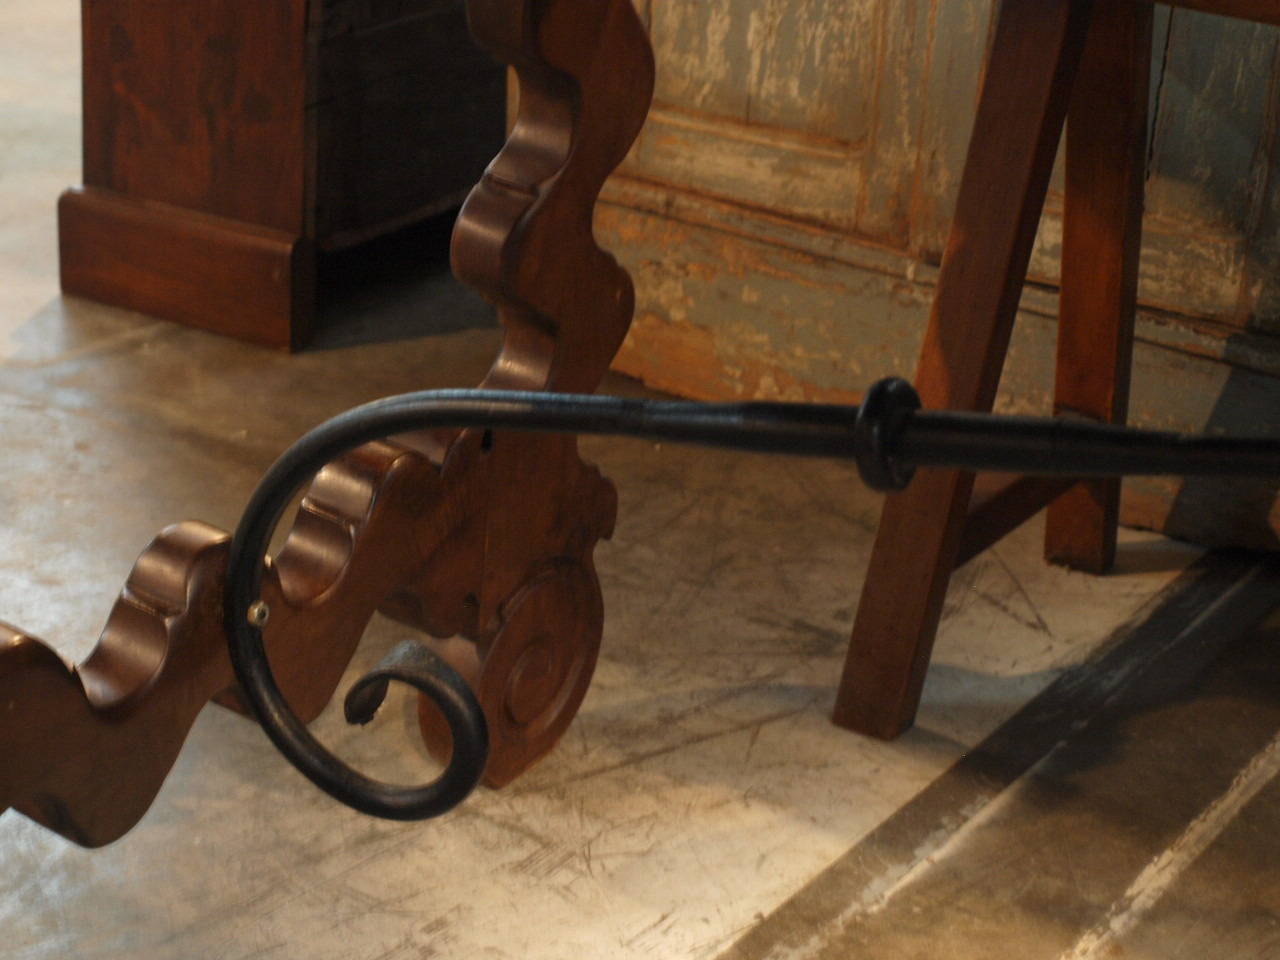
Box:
[614,1,1280,337]
[598,7,1280,546]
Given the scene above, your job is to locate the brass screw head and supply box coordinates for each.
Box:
[247,601,271,629]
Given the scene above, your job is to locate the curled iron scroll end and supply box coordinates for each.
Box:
[225,457,489,822]
[229,602,489,821]
[342,640,490,817]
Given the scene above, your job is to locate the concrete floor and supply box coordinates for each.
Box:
[3,3,1280,958]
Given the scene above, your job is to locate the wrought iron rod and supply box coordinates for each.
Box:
[899,411,1280,478]
[225,378,1280,822]
[236,383,1280,489]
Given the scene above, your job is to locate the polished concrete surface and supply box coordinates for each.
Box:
[3,3,1279,958]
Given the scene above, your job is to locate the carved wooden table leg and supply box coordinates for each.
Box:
[0,439,466,846]
[221,0,656,787]
[1,0,654,845]
[390,0,656,786]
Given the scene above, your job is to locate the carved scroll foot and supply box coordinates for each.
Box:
[416,559,605,787]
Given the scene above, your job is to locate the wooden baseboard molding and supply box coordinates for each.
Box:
[58,187,313,350]
[598,179,1280,552]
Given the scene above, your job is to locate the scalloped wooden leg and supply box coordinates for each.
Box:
[392,428,618,785]
[213,439,454,722]
[0,435,485,847]
[0,522,231,847]
[390,0,655,788]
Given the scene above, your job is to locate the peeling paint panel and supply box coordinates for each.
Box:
[908,0,990,258]
[745,0,878,143]
[855,0,934,241]
[632,1,1280,330]
[625,107,863,231]
[1027,204,1247,320]
[1146,10,1278,232]
[650,0,757,119]
[601,202,925,403]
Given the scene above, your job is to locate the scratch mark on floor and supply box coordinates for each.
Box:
[990,547,1054,637]
[534,702,819,792]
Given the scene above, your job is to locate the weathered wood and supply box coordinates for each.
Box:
[605,181,919,404]
[637,0,963,246]
[1134,8,1275,327]
[1045,0,1152,573]
[834,0,1094,740]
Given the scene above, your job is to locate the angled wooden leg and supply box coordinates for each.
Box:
[1045,0,1152,573]
[833,0,1095,739]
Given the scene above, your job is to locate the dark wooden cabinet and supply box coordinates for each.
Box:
[59,0,504,349]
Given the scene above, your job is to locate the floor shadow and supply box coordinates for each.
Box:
[310,208,497,351]
[1110,535,1203,575]
[1162,357,1280,552]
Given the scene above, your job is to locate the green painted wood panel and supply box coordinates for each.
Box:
[598,1,1280,547]
[619,1,1280,332]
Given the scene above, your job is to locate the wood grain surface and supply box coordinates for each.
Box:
[62,0,502,345]
[58,188,312,349]
[834,0,1094,740]
[403,0,655,787]
[1046,0,1152,574]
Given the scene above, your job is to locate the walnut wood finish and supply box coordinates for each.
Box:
[59,0,503,348]
[0,524,230,848]
[836,0,1156,739]
[402,0,655,786]
[2,0,654,844]
[59,188,312,348]
[62,0,310,348]
[1046,0,1152,574]
[0,442,442,847]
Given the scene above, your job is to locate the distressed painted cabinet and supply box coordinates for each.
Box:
[599,1,1280,549]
